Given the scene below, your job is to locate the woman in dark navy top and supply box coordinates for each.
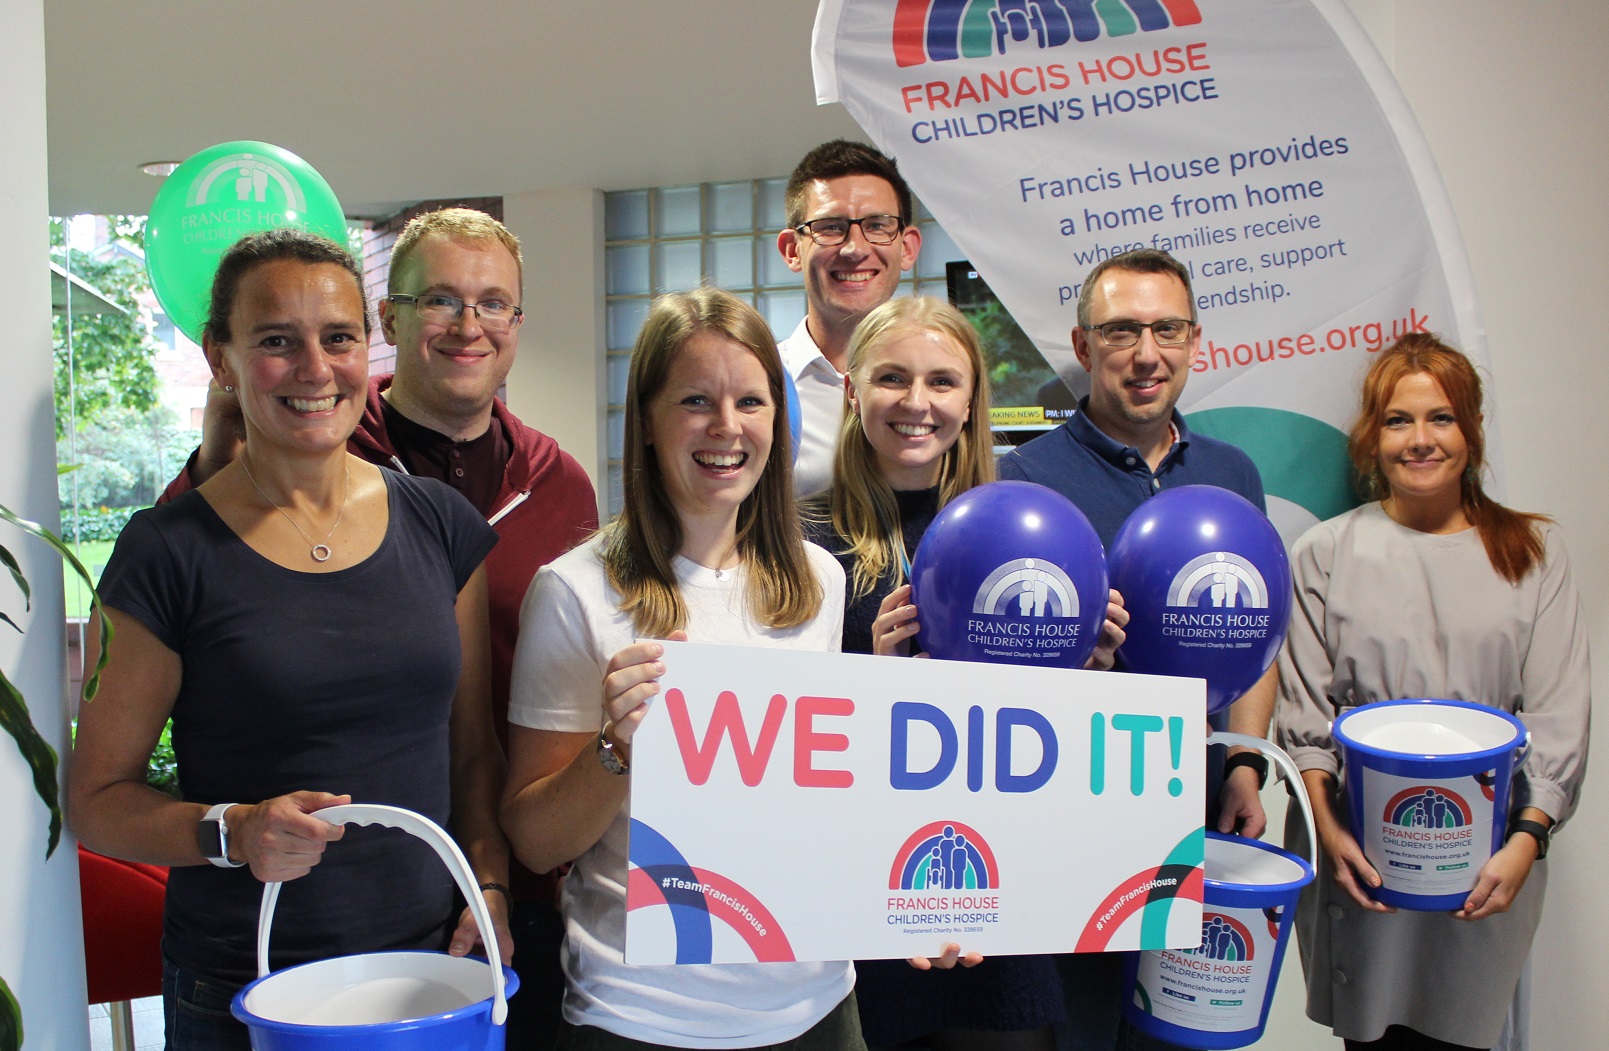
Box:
[68,230,508,1050]
[804,297,1127,1051]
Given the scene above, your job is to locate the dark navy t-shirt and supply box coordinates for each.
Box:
[98,470,497,983]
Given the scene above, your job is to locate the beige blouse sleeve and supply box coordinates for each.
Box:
[1511,524,1592,829]
[1274,519,1342,779]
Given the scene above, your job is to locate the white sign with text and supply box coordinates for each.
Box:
[624,641,1206,964]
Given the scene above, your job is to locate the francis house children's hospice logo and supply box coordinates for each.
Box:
[885,821,1003,937]
[1188,912,1254,962]
[975,557,1082,619]
[893,0,1205,68]
[1158,550,1275,652]
[1165,551,1268,609]
[1384,786,1473,830]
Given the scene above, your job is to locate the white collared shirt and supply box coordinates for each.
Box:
[778,318,847,499]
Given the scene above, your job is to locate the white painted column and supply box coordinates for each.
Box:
[500,188,609,522]
[0,0,92,1047]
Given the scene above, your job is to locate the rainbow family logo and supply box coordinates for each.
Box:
[183,152,309,211]
[890,821,1000,890]
[972,558,1081,619]
[1165,552,1269,610]
[1186,912,1255,962]
[893,0,1204,67]
[1384,786,1473,829]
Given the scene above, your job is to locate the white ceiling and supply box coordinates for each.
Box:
[44,0,864,218]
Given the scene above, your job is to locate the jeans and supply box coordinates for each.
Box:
[162,956,251,1051]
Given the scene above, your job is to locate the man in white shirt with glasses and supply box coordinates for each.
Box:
[775,140,923,497]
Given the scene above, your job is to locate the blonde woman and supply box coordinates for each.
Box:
[804,296,1125,1051]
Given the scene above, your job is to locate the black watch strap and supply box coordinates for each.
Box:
[1508,818,1550,860]
[1223,751,1270,789]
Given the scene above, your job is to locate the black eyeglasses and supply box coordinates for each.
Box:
[1085,319,1195,347]
[793,214,905,246]
[386,293,523,329]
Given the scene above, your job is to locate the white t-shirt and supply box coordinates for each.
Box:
[509,536,850,1048]
[779,318,846,501]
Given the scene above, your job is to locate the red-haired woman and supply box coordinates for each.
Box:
[1274,334,1591,1050]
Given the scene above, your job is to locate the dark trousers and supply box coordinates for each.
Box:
[1345,1027,1481,1051]
[162,956,250,1051]
[506,897,569,1050]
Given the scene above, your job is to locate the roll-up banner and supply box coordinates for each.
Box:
[812,0,1496,541]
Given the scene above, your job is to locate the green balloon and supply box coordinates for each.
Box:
[145,141,347,345]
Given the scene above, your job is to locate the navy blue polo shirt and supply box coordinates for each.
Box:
[996,397,1266,548]
[997,397,1268,796]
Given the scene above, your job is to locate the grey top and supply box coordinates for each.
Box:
[1273,501,1591,1044]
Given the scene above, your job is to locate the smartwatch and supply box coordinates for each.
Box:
[198,803,246,868]
[1508,817,1551,860]
[1223,751,1270,790]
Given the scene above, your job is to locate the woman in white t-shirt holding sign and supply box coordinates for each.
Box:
[501,287,861,1049]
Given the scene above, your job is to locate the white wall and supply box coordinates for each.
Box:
[502,188,610,521]
[1392,4,1609,1048]
[1257,2,1609,1046]
[0,0,92,1047]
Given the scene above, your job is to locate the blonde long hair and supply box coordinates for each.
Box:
[602,288,822,634]
[825,297,995,600]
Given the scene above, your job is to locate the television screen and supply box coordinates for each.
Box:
[946,261,1085,438]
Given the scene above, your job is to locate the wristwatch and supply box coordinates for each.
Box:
[597,726,630,776]
[198,803,246,868]
[1508,817,1551,860]
[1223,751,1269,789]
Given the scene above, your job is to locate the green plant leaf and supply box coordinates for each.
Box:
[0,613,18,634]
[0,504,112,699]
[0,542,29,611]
[0,974,21,1051]
[0,670,62,859]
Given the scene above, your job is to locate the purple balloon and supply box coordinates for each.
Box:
[910,481,1107,668]
[1108,485,1291,714]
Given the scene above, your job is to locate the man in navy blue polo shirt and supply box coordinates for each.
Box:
[997,249,1275,1051]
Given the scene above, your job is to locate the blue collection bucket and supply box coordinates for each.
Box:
[231,804,516,1050]
[1122,733,1316,1050]
[1332,698,1529,911]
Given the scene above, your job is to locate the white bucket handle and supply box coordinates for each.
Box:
[253,802,508,1026]
[1208,732,1318,871]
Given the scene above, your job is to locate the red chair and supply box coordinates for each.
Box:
[79,845,167,1051]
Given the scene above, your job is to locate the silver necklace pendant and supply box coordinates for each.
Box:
[241,455,350,567]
